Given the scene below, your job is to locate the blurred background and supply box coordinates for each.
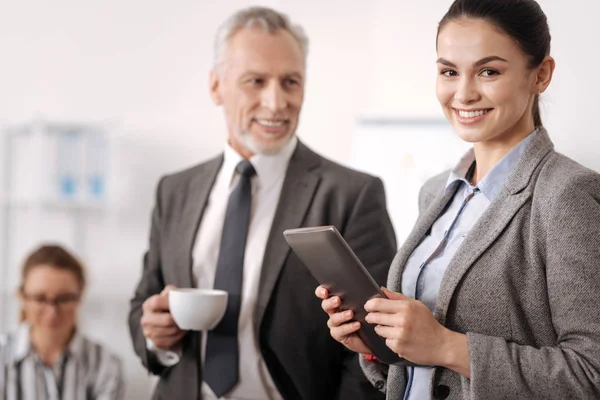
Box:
[0,0,598,398]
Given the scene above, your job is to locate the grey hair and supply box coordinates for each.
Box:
[213,6,309,67]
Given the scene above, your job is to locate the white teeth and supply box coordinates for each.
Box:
[257,119,285,127]
[458,109,489,118]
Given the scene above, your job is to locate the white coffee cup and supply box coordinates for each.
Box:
[169,288,228,331]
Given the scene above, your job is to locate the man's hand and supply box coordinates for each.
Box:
[141,285,187,350]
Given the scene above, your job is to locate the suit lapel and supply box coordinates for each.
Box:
[388,186,458,292]
[175,155,223,288]
[434,128,555,324]
[433,188,531,323]
[253,142,321,335]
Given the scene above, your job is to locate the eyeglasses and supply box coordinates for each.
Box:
[22,293,81,309]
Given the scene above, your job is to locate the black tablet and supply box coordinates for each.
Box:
[283,225,405,365]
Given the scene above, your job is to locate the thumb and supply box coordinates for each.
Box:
[161,285,178,296]
[381,287,410,301]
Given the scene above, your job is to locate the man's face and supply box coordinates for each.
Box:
[210,27,305,157]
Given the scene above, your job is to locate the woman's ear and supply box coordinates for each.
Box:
[534,56,555,95]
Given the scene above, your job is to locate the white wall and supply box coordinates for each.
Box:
[540,0,600,169]
[362,0,600,171]
[1,1,598,398]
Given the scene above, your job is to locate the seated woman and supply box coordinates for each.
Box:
[0,245,124,399]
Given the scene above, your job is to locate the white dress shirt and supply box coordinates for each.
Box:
[148,136,297,400]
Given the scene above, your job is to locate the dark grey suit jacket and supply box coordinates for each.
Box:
[129,141,397,400]
[361,128,600,399]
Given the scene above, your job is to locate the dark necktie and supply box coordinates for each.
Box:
[204,160,256,398]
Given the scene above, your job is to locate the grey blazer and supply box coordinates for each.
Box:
[361,128,600,399]
[129,140,397,400]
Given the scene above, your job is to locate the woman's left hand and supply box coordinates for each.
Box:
[365,287,457,367]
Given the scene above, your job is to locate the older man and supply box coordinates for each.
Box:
[128,6,396,400]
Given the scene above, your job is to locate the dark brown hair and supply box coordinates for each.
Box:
[437,0,551,127]
[19,244,86,321]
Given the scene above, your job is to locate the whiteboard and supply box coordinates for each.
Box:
[349,119,471,244]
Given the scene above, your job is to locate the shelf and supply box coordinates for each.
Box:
[1,119,111,333]
[0,196,106,210]
[5,120,111,137]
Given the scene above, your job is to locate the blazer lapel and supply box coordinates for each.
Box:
[174,155,223,288]
[386,187,456,399]
[388,186,458,292]
[253,142,321,335]
[434,128,555,324]
[433,188,531,323]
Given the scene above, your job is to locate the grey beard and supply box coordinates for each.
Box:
[237,131,294,155]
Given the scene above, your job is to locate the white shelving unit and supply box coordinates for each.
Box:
[0,120,109,333]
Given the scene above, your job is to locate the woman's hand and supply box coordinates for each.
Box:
[315,285,371,354]
[365,287,469,374]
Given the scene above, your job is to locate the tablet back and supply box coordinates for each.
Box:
[284,225,404,365]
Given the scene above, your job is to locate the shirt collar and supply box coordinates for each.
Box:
[222,136,298,189]
[445,129,538,201]
[445,148,476,193]
[9,323,85,364]
[10,323,30,363]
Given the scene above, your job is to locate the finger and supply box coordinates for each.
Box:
[156,294,171,310]
[158,331,188,348]
[315,286,329,300]
[330,321,361,341]
[161,285,178,295]
[327,310,354,328]
[143,325,182,338]
[365,297,408,313]
[144,294,170,312]
[142,311,177,328]
[385,338,404,357]
[381,287,410,301]
[321,296,341,315]
[152,331,186,350]
[144,327,187,339]
[365,312,405,327]
[374,324,404,341]
[147,331,183,344]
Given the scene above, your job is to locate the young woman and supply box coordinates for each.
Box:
[0,245,124,399]
[317,0,600,398]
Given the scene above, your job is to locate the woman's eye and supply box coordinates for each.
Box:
[480,69,499,77]
[441,70,457,77]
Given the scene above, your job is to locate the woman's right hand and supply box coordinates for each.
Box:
[315,285,372,354]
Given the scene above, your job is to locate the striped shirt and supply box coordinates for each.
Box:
[0,324,124,400]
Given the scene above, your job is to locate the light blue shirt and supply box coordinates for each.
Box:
[401,130,537,400]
